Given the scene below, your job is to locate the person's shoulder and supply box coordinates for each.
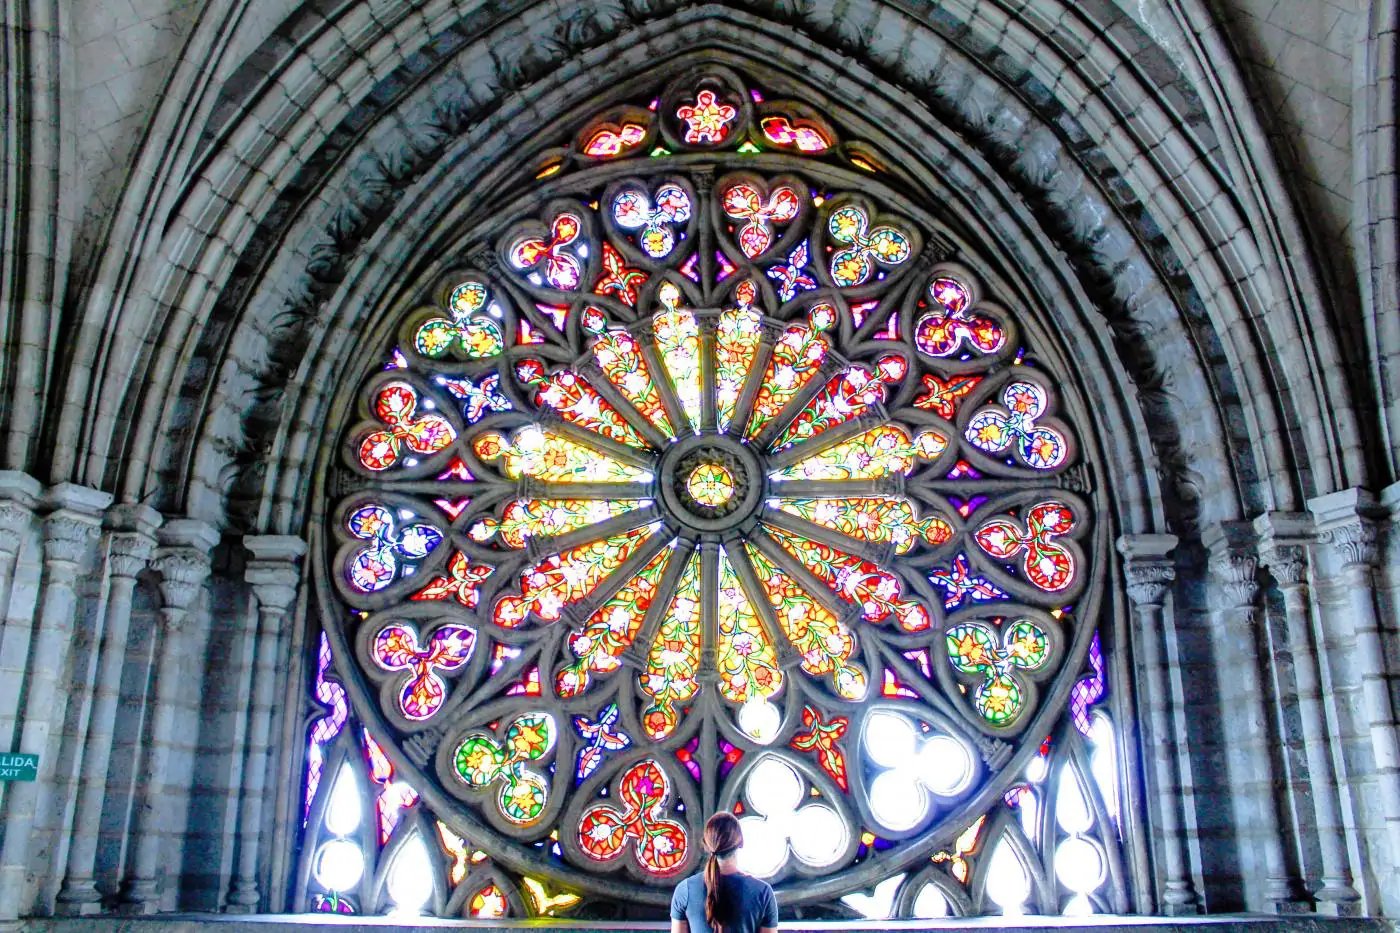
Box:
[739,873,776,895]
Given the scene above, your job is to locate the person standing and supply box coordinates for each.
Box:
[670,813,779,933]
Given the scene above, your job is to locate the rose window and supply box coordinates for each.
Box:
[321,67,1103,912]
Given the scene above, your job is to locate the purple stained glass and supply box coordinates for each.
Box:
[1069,630,1105,735]
[305,632,349,818]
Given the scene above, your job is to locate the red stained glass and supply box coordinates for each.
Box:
[577,759,689,874]
[358,382,455,471]
[371,623,477,720]
[790,706,850,790]
[974,501,1077,592]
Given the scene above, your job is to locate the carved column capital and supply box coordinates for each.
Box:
[108,533,158,580]
[1319,519,1378,570]
[42,512,102,568]
[153,518,220,616]
[1204,522,1259,610]
[0,476,38,556]
[1117,533,1177,608]
[1253,511,1312,588]
[1308,487,1382,571]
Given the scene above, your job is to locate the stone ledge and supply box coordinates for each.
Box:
[17,915,1399,933]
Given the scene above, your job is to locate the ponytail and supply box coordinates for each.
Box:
[702,812,743,933]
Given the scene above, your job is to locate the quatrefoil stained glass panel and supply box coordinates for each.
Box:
[323,67,1101,907]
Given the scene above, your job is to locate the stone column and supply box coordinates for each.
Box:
[0,473,42,760]
[1254,512,1361,914]
[226,535,305,912]
[1204,522,1306,912]
[1117,533,1198,914]
[55,505,162,914]
[1309,489,1400,870]
[0,472,41,622]
[119,519,218,913]
[0,484,110,921]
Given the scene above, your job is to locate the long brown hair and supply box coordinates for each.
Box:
[703,812,743,932]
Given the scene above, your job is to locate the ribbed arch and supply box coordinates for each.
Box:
[43,0,1366,540]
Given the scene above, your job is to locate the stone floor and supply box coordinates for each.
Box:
[16,915,1399,933]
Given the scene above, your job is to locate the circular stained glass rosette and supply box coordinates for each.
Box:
[323,69,1100,907]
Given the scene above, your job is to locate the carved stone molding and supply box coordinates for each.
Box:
[245,534,307,616]
[0,500,34,556]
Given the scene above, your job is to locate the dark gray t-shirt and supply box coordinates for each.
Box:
[670,872,777,933]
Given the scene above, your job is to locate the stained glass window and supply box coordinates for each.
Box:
[313,67,1114,919]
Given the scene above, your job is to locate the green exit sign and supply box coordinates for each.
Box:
[0,754,38,781]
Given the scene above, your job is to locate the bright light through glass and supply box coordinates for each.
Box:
[985,838,1030,915]
[840,873,903,919]
[737,815,787,877]
[917,735,974,796]
[863,710,916,767]
[789,804,846,866]
[387,834,435,914]
[912,884,950,918]
[738,697,781,744]
[867,769,925,832]
[314,839,365,892]
[1055,835,1105,894]
[324,763,362,836]
[747,757,803,816]
[1088,713,1120,824]
[1055,768,1094,835]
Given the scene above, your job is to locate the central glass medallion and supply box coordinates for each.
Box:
[686,463,734,507]
[660,434,763,532]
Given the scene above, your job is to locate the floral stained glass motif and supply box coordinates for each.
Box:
[306,633,348,817]
[974,501,1077,592]
[790,706,850,790]
[773,498,953,553]
[453,713,556,824]
[613,185,692,258]
[472,499,640,549]
[677,89,737,144]
[640,551,703,740]
[358,382,456,471]
[345,505,442,593]
[915,277,1007,358]
[557,549,670,698]
[653,295,703,432]
[770,356,907,451]
[411,552,494,607]
[946,620,1051,725]
[744,318,831,437]
[715,307,762,432]
[584,313,675,435]
[578,759,689,873]
[716,548,783,705]
[510,213,584,290]
[769,425,945,482]
[764,525,931,633]
[722,183,800,258]
[371,624,477,720]
[826,206,913,287]
[516,361,650,450]
[594,243,647,307]
[327,102,1099,908]
[965,381,1068,469]
[766,240,818,302]
[494,524,661,628]
[474,428,650,484]
[415,281,506,360]
[574,704,632,783]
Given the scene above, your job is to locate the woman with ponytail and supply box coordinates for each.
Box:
[670,812,778,933]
